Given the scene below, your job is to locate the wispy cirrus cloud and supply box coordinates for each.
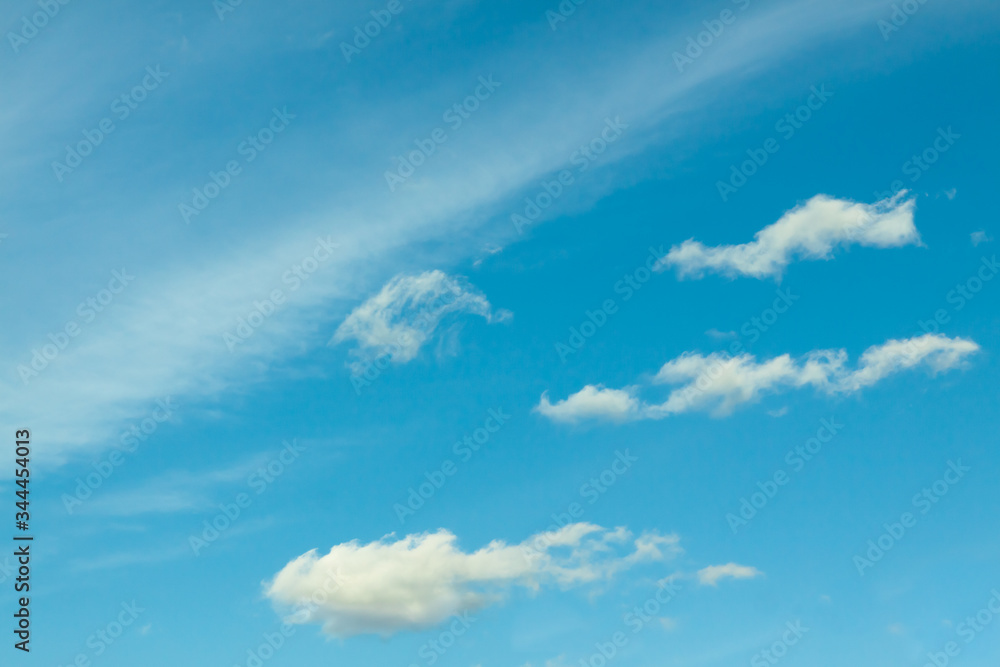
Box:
[657,193,920,280]
[536,334,979,423]
[330,270,510,372]
[74,456,268,517]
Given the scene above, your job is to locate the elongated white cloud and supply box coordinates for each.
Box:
[658,192,920,280]
[331,270,510,371]
[839,335,980,392]
[537,334,979,422]
[697,563,763,586]
[265,524,679,638]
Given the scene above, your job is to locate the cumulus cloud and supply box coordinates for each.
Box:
[536,334,979,422]
[697,563,763,586]
[265,523,678,638]
[330,270,510,372]
[535,385,643,424]
[657,192,919,280]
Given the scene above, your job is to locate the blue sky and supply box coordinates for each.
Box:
[1,0,999,665]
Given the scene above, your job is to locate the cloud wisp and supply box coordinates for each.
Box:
[330,270,510,372]
[536,334,979,423]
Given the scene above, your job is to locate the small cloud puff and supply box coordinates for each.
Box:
[696,563,763,586]
[971,230,992,246]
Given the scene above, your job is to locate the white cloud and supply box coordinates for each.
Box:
[971,230,992,246]
[651,351,808,416]
[657,192,920,280]
[536,334,979,422]
[330,270,509,373]
[264,523,678,638]
[535,385,643,424]
[697,563,763,586]
[837,334,979,392]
